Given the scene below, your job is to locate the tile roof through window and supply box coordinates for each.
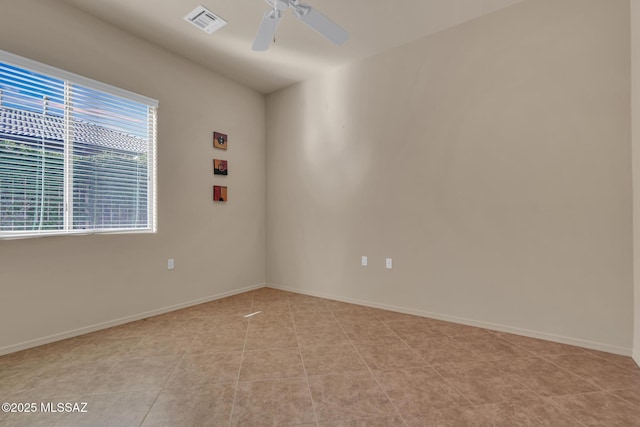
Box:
[0,107,148,153]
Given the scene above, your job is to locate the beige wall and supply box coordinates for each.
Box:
[0,0,266,353]
[633,0,640,365]
[266,0,633,353]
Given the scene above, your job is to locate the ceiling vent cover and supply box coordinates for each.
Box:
[184,5,227,34]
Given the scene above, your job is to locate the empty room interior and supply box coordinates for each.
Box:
[2,0,640,425]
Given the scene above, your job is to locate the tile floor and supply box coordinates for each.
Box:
[1,287,640,426]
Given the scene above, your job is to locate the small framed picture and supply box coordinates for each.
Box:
[214,159,228,175]
[213,185,227,202]
[213,132,227,150]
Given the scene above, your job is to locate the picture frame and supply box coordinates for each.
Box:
[213,185,227,202]
[213,132,227,150]
[214,159,228,175]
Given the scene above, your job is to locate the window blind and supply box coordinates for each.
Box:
[0,51,158,239]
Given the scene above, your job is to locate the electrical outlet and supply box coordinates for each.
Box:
[386,258,393,269]
[168,259,175,270]
[361,256,368,267]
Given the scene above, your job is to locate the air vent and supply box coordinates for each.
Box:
[184,5,227,34]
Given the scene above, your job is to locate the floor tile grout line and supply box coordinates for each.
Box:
[434,353,592,411]
[391,325,591,425]
[540,393,595,427]
[5,346,130,414]
[445,331,538,364]
[136,326,198,427]
[545,350,640,382]
[538,354,613,394]
[408,366,474,410]
[492,353,609,399]
[331,310,410,427]
[226,291,256,427]
[373,314,485,403]
[542,387,640,401]
[605,385,640,393]
[581,349,640,373]
[132,388,165,427]
[394,320,585,412]
[492,358,572,397]
[496,334,592,361]
[377,315,480,410]
[513,354,627,427]
[485,360,592,426]
[602,389,640,410]
[289,298,322,427]
[424,331,579,408]
[603,384,640,409]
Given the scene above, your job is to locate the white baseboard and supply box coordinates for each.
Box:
[634,349,640,368]
[4,282,632,359]
[267,283,632,357]
[0,282,266,356]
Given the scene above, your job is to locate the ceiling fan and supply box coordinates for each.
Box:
[252,0,348,51]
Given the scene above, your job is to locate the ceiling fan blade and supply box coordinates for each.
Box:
[293,4,348,45]
[252,9,282,51]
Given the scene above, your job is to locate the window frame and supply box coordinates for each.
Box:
[0,50,158,240]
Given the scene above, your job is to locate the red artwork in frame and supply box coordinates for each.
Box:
[213,185,227,202]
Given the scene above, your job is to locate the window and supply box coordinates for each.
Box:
[0,51,158,239]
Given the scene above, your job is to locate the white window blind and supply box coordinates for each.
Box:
[0,51,158,239]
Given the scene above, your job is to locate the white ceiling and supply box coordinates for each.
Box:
[61,0,525,94]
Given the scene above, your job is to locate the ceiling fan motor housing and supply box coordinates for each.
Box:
[265,0,291,11]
